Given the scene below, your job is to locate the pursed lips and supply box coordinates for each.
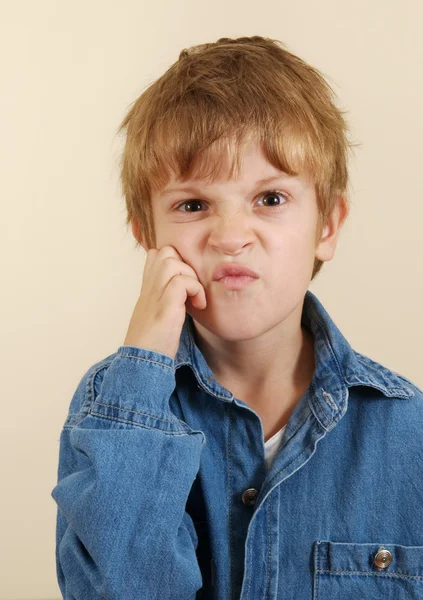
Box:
[212,263,259,281]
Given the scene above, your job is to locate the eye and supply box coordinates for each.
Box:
[257,189,289,208]
[175,200,206,213]
[173,189,289,213]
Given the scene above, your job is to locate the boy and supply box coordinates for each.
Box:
[51,36,423,599]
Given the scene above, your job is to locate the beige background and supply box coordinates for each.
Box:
[1,0,422,598]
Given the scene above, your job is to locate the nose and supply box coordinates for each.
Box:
[208,217,255,254]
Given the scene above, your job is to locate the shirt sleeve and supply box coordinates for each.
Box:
[51,345,206,599]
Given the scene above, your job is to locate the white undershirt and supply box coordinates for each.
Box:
[264,425,287,470]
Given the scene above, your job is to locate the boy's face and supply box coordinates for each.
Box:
[136,138,346,342]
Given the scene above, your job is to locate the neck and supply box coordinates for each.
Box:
[191,313,315,403]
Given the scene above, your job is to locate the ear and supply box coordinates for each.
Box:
[315,195,349,263]
[131,218,148,251]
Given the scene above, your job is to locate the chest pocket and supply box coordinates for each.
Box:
[313,541,423,599]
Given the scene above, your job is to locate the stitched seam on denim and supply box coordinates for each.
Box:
[268,436,317,487]
[348,376,408,395]
[88,409,195,434]
[308,304,344,387]
[268,423,315,481]
[354,352,416,396]
[313,542,320,600]
[391,372,420,395]
[322,390,337,412]
[350,376,409,397]
[192,362,233,400]
[264,494,271,599]
[115,353,174,372]
[355,351,398,379]
[185,323,216,399]
[74,411,90,428]
[277,382,317,449]
[85,367,96,409]
[246,515,253,600]
[228,404,234,600]
[92,400,181,424]
[311,387,334,430]
[315,569,423,579]
[185,323,233,402]
[76,361,113,426]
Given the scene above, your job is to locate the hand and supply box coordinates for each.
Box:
[123,246,207,359]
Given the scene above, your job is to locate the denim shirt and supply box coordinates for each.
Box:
[51,290,423,599]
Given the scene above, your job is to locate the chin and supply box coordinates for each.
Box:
[188,305,275,343]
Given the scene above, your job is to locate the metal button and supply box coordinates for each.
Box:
[373,548,393,570]
[242,488,258,506]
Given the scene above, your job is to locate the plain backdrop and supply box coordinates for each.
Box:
[1,1,422,598]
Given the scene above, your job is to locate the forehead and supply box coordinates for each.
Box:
[160,137,312,195]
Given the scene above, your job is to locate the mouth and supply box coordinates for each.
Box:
[212,263,259,281]
[215,275,259,290]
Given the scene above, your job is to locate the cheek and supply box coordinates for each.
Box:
[154,223,206,280]
[158,236,202,277]
[153,222,175,249]
[271,227,312,253]
[270,229,316,273]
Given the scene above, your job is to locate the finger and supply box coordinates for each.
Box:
[165,275,206,307]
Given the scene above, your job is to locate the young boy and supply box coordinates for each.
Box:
[51,36,423,599]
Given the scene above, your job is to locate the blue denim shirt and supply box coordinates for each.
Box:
[51,290,423,599]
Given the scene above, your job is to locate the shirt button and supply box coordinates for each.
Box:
[373,548,393,570]
[242,488,258,506]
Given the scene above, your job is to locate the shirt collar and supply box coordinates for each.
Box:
[174,289,414,430]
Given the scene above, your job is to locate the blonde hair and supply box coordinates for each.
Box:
[117,35,354,280]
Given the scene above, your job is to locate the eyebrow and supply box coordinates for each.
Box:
[161,174,298,196]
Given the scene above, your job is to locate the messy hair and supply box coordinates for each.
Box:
[117,35,354,280]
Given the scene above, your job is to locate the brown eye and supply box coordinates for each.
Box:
[174,189,289,214]
[257,190,289,208]
[175,200,206,213]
